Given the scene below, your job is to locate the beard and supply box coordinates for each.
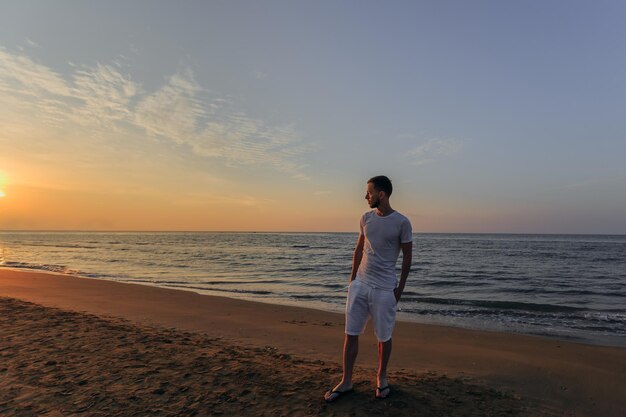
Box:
[369,199,379,208]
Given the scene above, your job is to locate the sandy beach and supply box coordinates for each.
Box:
[1,269,624,416]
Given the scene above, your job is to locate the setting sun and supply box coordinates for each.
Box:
[0,190,5,198]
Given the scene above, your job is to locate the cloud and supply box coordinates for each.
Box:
[132,70,310,177]
[70,63,140,129]
[194,115,309,174]
[25,38,40,48]
[405,138,464,166]
[0,46,308,178]
[0,47,71,97]
[253,70,268,79]
[134,70,205,143]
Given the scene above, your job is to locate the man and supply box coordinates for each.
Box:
[324,175,413,402]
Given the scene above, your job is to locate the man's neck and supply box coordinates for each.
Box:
[375,204,394,217]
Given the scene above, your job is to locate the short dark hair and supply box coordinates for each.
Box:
[368,175,393,197]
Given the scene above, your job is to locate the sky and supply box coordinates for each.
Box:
[1,1,625,233]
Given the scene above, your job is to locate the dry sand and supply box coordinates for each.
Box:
[1,269,624,416]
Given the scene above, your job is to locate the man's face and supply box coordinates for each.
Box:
[365,182,381,208]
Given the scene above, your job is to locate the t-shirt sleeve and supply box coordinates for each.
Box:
[400,217,413,243]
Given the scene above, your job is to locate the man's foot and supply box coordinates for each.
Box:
[324,383,354,403]
[375,385,391,399]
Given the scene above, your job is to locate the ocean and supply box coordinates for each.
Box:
[0,231,624,347]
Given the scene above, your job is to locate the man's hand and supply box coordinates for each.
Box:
[349,234,365,285]
[394,287,402,303]
[395,241,412,304]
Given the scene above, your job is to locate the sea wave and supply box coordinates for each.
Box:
[401,296,586,313]
[0,261,75,274]
[162,284,272,295]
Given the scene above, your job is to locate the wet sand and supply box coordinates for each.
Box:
[1,269,625,416]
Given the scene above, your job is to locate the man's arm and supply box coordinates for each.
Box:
[349,233,365,283]
[394,242,413,302]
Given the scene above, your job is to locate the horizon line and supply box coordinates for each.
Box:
[1,229,624,237]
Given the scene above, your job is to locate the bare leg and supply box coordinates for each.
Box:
[324,334,358,400]
[341,334,359,386]
[376,338,392,397]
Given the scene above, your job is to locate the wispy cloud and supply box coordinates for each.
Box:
[25,38,40,48]
[0,47,72,97]
[71,63,140,129]
[0,46,308,179]
[134,70,205,144]
[404,138,464,166]
[253,70,268,80]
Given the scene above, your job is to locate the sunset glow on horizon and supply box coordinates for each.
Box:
[1,2,625,234]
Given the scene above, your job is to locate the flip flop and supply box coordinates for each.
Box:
[375,385,391,399]
[324,387,354,403]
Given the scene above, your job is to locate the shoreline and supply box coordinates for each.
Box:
[3,265,623,349]
[158,285,625,348]
[1,269,625,416]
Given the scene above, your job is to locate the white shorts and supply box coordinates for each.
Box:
[345,279,397,342]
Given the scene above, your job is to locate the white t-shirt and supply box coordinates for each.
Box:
[355,210,413,290]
